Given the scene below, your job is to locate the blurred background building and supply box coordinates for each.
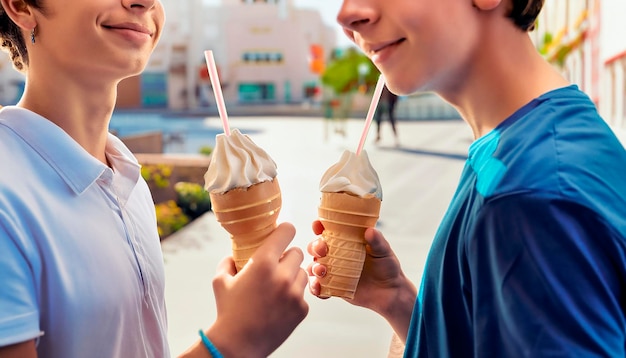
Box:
[119,0,336,109]
[0,0,336,109]
[0,0,624,131]
[532,0,626,138]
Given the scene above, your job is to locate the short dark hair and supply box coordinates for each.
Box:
[0,0,43,71]
[508,0,544,32]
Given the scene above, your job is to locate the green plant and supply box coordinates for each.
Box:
[141,164,172,188]
[321,47,379,95]
[155,200,190,238]
[199,145,213,156]
[174,182,212,220]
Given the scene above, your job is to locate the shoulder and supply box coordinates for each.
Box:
[0,119,37,182]
[487,86,626,201]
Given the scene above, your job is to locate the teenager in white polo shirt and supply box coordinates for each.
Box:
[0,0,309,357]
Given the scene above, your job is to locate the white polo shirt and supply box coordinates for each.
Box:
[0,107,170,357]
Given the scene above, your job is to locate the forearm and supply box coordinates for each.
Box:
[375,275,417,343]
[178,324,266,358]
[387,332,406,358]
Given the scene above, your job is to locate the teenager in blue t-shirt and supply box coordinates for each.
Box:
[307,0,626,356]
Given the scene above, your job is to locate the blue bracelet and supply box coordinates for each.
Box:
[198,329,224,358]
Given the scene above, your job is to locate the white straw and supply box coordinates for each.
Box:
[356,74,386,155]
[204,50,230,136]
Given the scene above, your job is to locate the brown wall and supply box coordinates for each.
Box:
[116,75,141,108]
[120,131,164,154]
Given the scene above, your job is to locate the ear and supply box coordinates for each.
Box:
[0,0,37,31]
[473,0,503,11]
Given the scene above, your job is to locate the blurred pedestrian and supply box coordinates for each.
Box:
[374,84,399,146]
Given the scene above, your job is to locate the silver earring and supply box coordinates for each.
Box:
[31,29,36,44]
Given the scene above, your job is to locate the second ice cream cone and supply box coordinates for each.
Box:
[210,179,282,272]
[317,191,381,299]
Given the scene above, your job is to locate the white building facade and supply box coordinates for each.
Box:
[145,0,336,109]
[1,0,335,109]
[534,0,626,140]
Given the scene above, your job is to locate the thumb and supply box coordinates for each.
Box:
[215,256,237,277]
[212,256,237,296]
[364,227,392,258]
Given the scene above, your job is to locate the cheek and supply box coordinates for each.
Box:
[157,4,166,26]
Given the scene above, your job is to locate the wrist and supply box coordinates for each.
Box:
[203,326,234,358]
[378,275,417,342]
[203,324,266,358]
[198,330,223,358]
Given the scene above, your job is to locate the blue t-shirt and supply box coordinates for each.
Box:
[404,85,626,357]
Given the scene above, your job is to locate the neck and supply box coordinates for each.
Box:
[437,30,570,139]
[18,69,118,165]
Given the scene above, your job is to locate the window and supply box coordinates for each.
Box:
[241,51,284,64]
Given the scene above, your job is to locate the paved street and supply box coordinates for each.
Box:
[161,116,474,357]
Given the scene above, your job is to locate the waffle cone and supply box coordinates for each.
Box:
[317,191,381,299]
[210,179,281,272]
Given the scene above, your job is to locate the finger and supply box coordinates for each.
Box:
[213,256,236,292]
[215,256,237,277]
[312,220,325,235]
[253,222,296,260]
[279,247,305,279]
[364,227,391,258]
[306,238,328,258]
[310,263,326,278]
[308,275,322,297]
[294,268,309,295]
[306,262,316,276]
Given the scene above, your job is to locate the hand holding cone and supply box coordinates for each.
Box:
[210,179,282,272]
[317,191,381,299]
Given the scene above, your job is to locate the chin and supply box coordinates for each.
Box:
[384,79,423,97]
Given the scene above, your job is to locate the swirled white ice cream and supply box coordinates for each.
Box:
[204,128,278,193]
[319,150,382,200]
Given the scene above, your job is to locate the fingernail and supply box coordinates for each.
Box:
[313,263,326,277]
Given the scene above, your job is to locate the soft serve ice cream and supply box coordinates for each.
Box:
[319,149,382,199]
[204,128,277,193]
[204,128,282,272]
[317,149,382,299]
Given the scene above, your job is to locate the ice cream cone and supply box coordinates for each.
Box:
[210,179,282,272]
[317,191,381,299]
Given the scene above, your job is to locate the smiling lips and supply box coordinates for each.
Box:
[365,38,405,65]
[103,22,155,44]
[366,38,405,56]
[104,22,154,37]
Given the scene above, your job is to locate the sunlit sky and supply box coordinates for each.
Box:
[202,0,353,48]
[293,0,353,47]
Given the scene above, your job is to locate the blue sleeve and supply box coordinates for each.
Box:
[0,211,41,347]
[467,195,626,357]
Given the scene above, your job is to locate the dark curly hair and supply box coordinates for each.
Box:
[509,0,544,31]
[0,0,43,71]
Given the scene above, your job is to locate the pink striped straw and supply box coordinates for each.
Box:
[204,50,231,136]
[356,74,386,155]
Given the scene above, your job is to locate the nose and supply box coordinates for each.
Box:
[122,0,157,10]
[336,0,377,32]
